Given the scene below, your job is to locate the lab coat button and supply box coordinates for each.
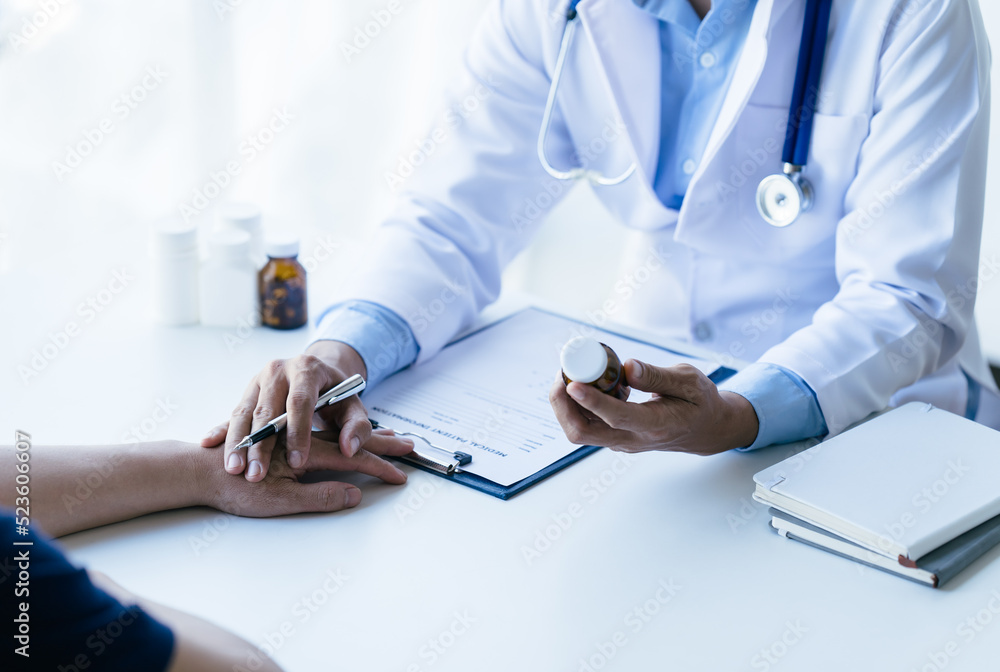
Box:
[693,321,713,342]
[682,159,697,175]
[700,52,717,68]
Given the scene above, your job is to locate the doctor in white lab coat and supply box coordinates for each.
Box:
[210,0,1000,488]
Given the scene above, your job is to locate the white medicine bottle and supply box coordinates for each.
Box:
[216,202,264,267]
[199,229,259,327]
[149,217,199,326]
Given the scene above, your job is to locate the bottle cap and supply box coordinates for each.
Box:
[217,203,264,261]
[149,217,198,256]
[265,233,300,258]
[207,229,251,263]
[216,202,261,232]
[560,337,608,384]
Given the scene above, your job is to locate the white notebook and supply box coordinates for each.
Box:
[768,510,939,586]
[753,403,1000,563]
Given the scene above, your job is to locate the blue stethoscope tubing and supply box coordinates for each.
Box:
[757,0,833,227]
[785,0,833,167]
[538,0,833,229]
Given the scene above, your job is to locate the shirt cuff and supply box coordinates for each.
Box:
[310,300,419,390]
[718,362,829,451]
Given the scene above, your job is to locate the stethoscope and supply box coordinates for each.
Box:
[756,0,832,227]
[536,0,833,228]
[536,0,635,186]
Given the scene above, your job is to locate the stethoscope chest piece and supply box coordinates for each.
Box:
[754,0,832,228]
[756,165,814,228]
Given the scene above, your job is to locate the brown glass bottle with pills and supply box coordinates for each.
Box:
[560,337,628,401]
[259,235,308,330]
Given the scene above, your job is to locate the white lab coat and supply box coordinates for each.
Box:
[343,0,1000,435]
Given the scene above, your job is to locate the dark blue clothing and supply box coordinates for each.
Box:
[2,510,174,671]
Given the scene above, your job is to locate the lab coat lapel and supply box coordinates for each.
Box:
[575,0,660,184]
[686,0,795,198]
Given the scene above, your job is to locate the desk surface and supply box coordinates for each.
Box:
[5,273,1000,672]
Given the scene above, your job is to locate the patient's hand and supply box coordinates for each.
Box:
[199,428,413,517]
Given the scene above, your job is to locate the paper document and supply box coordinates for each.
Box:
[366,309,719,487]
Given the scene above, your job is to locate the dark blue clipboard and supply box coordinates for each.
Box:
[389,308,736,500]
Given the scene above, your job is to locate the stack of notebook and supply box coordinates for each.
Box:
[753,403,1000,587]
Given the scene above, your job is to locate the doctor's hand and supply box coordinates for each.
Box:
[203,340,413,482]
[549,360,759,456]
[202,429,411,518]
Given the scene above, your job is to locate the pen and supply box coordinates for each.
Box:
[235,374,367,451]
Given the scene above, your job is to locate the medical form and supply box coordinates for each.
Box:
[365,308,720,488]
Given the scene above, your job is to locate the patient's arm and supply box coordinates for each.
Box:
[0,430,412,537]
[89,570,283,672]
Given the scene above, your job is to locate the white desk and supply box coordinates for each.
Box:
[5,272,1000,672]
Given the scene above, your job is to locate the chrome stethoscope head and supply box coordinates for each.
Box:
[536,0,636,186]
[756,163,815,228]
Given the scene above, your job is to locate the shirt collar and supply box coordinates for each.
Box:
[631,0,700,32]
[631,0,757,36]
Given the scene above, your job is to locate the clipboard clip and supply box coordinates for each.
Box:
[371,420,473,476]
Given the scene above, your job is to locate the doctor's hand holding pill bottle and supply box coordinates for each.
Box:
[553,338,758,456]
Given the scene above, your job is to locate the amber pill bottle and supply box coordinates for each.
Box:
[560,337,628,401]
[259,235,308,330]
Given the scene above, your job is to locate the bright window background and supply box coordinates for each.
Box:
[0,0,998,366]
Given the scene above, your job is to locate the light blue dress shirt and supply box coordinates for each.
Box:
[313,301,419,391]
[311,0,830,451]
[638,0,759,209]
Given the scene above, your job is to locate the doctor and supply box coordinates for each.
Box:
[209,0,1000,482]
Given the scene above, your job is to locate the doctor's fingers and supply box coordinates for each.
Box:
[282,354,344,470]
[318,394,373,459]
[245,435,279,483]
[311,430,415,457]
[549,379,632,447]
[303,440,408,485]
[564,381,648,431]
[201,420,229,448]
[244,360,293,482]
[625,360,707,401]
[224,378,263,475]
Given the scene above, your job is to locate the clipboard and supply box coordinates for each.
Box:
[367,308,736,500]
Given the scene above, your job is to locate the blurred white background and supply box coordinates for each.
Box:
[2,8,998,671]
[0,0,998,374]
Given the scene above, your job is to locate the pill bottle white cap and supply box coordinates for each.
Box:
[560,337,608,384]
[265,233,300,258]
[216,202,261,230]
[217,203,263,260]
[149,217,197,256]
[207,229,251,262]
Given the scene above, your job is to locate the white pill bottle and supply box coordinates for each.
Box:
[149,217,200,326]
[199,229,259,328]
